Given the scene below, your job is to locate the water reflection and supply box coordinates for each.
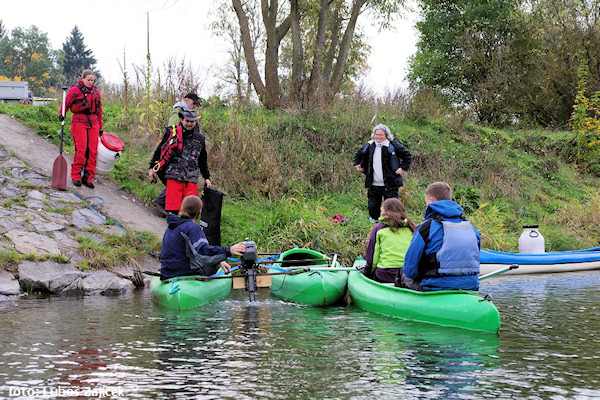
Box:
[0,272,599,399]
[481,271,600,399]
[338,311,500,398]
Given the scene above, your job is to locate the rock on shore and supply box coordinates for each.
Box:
[0,146,159,300]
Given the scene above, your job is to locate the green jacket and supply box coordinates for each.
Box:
[166,105,185,128]
[373,226,413,270]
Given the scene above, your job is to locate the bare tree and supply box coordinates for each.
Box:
[211,1,264,103]
[231,0,404,110]
[0,20,6,40]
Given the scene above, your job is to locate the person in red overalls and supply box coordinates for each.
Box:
[59,69,103,189]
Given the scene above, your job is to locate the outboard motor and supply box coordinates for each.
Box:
[240,238,259,301]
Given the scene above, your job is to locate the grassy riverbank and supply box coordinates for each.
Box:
[2,100,599,266]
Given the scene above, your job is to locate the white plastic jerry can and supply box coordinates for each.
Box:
[518,225,545,254]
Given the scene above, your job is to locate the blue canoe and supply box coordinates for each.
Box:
[480,247,600,276]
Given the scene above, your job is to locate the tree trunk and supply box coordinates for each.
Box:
[264,0,291,109]
[262,0,283,108]
[326,0,367,103]
[289,0,304,107]
[235,32,243,101]
[306,0,330,108]
[323,2,342,81]
[233,0,266,101]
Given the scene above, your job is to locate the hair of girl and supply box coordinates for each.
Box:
[81,69,95,79]
[381,198,416,232]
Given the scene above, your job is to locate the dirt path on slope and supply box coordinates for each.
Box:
[0,114,166,238]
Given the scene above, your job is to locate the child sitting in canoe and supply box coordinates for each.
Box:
[361,198,416,283]
[395,181,481,291]
[160,195,245,279]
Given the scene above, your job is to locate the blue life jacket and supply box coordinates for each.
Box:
[436,220,480,275]
[418,216,480,278]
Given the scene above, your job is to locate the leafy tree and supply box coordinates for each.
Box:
[520,0,600,126]
[278,0,372,107]
[230,0,404,110]
[0,20,6,39]
[0,25,57,94]
[408,0,600,127]
[61,25,99,81]
[407,0,520,123]
[571,59,600,174]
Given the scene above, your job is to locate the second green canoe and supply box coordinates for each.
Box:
[270,248,348,306]
[348,261,500,333]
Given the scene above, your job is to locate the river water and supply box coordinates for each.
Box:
[1,271,599,399]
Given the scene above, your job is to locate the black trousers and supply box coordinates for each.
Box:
[153,170,167,208]
[154,188,166,208]
[367,185,398,220]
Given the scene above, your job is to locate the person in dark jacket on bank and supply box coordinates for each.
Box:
[354,124,413,223]
[149,109,210,214]
[149,93,203,217]
[160,195,245,279]
[395,182,481,291]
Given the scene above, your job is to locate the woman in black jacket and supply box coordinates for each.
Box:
[353,124,413,222]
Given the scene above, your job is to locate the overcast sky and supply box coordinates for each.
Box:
[1,0,418,97]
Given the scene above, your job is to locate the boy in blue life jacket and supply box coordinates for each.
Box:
[395,181,481,291]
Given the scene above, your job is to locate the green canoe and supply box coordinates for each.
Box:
[150,272,231,310]
[348,261,500,333]
[270,248,348,306]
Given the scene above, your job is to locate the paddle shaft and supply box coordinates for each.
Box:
[479,264,519,281]
[140,269,306,281]
[59,87,67,154]
[286,267,358,272]
[264,258,334,266]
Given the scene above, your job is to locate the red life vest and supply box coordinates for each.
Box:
[70,83,101,114]
[153,126,183,172]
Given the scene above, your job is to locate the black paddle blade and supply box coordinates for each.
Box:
[51,154,67,190]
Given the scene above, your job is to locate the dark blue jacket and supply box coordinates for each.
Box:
[402,200,480,291]
[160,215,231,278]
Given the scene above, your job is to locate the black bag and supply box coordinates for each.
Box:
[200,187,225,246]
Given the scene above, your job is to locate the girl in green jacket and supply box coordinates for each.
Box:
[363,198,416,283]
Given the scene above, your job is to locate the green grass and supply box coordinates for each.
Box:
[0,249,70,271]
[46,206,73,215]
[3,99,600,267]
[74,230,161,270]
[3,196,26,208]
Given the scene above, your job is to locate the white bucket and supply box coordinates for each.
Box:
[518,225,545,254]
[96,133,124,175]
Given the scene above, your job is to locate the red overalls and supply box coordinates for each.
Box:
[60,79,103,183]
